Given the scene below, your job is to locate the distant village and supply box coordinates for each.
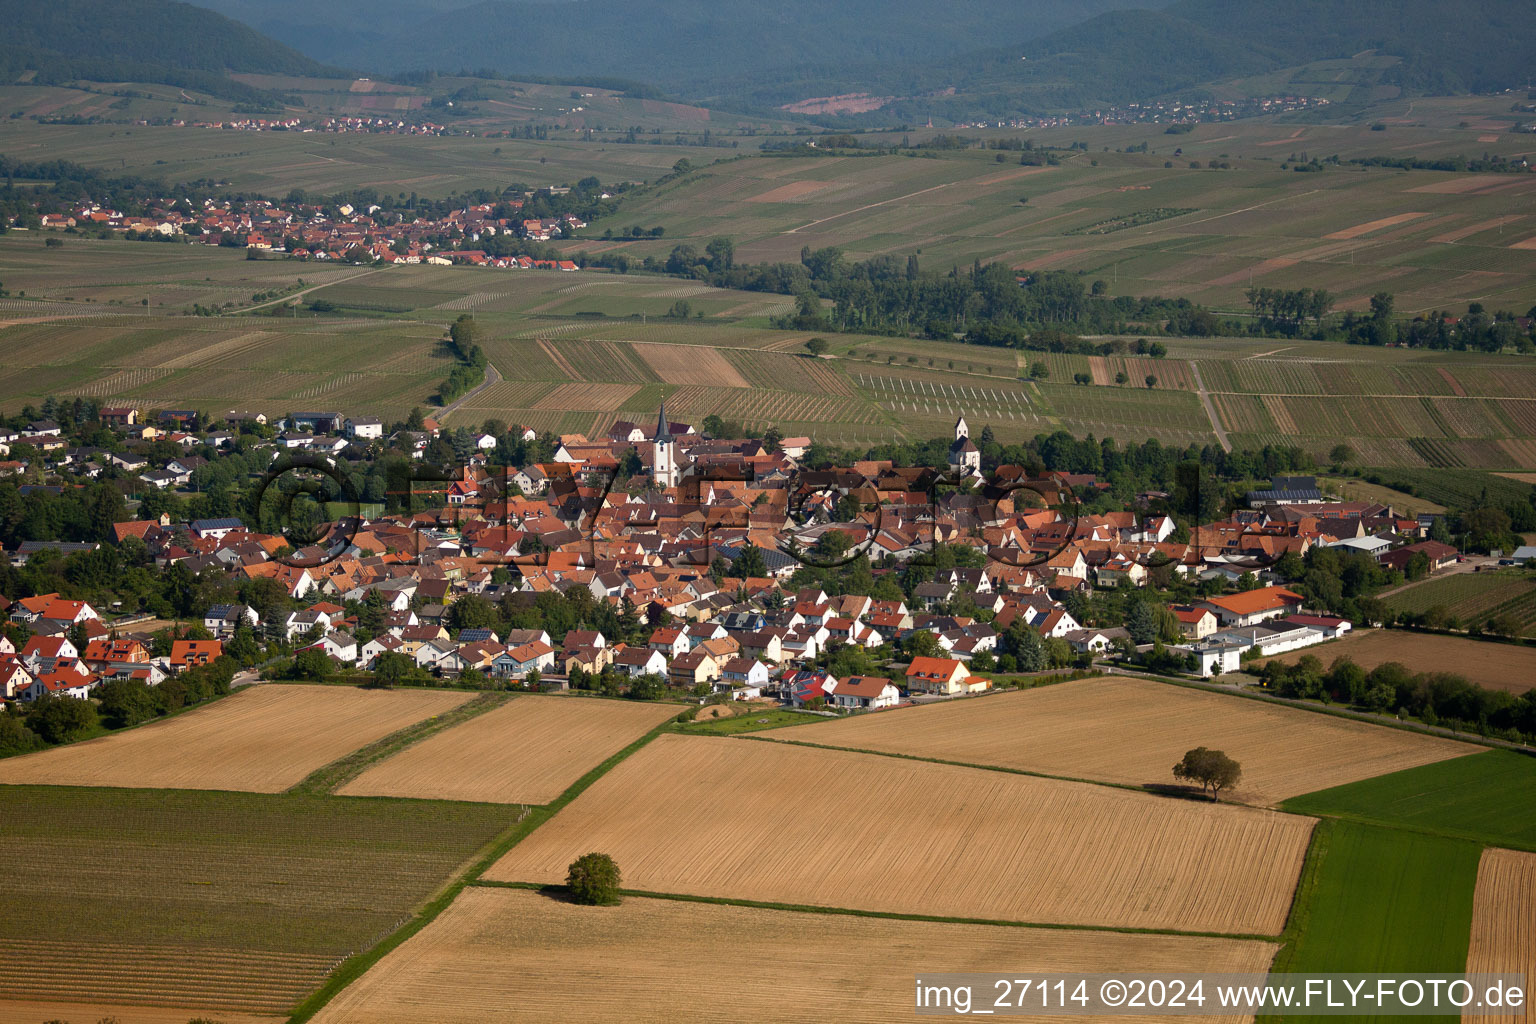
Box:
[0,398,1474,710]
[38,195,588,269]
[956,94,1329,131]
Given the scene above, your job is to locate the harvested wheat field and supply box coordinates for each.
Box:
[1256,630,1536,694]
[487,735,1314,934]
[313,887,1276,1024]
[1464,847,1536,1023]
[0,684,471,792]
[635,343,750,387]
[785,676,1476,806]
[337,695,678,804]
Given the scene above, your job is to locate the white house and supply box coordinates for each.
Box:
[346,417,385,440]
[719,657,772,689]
[611,645,668,678]
[306,630,358,664]
[832,675,901,710]
[285,608,334,641]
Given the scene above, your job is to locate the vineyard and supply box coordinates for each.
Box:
[0,786,512,1017]
[726,350,853,396]
[1385,572,1536,630]
[1365,468,1536,509]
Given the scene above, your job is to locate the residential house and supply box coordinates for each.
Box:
[169,639,224,671]
[668,651,720,689]
[832,675,901,710]
[1170,606,1217,640]
[493,640,556,679]
[905,656,989,696]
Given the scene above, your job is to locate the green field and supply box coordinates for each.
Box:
[0,785,513,1015]
[1266,820,1480,1022]
[1282,750,1536,851]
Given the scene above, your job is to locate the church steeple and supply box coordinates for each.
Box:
[651,402,678,488]
[654,401,674,443]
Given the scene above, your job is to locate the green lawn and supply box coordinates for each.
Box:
[677,708,830,735]
[1265,820,1481,1022]
[1281,750,1536,851]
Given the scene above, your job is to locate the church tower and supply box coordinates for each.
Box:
[651,402,678,488]
[948,413,981,477]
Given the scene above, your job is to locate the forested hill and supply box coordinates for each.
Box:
[1044,0,1536,96]
[0,0,338,105]
[315,0,1168,98]
[759,0,1536,123]
[304,0,1534,119]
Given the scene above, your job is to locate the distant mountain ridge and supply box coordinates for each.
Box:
[195,0,1170,101]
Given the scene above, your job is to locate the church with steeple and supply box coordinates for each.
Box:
[948,414,981,478]
[650,402,678,488]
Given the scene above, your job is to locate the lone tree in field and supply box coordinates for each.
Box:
[805,337,829,357]
[567,852,622,905]
[1173,747,1242,802]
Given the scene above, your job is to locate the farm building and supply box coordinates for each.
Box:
[1199,587,1304,627]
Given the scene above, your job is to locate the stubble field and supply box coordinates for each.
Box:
[1463,847,1536,1024]
[1254,629,1536,694]
[486,734,1315,934]
[337,695,678,804]
[0,684,472,792]
[780,676,1477,806]
[311,887,1278,1024]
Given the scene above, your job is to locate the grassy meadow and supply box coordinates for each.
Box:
[1266,820,1481,1022]
[1282,750,1536,851]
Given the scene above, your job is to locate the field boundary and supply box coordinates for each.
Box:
[286,720,674,1023]
[469,879,1286,944]
[287,691,511,796]
[739,733,1163,797]
[1263,818,1335,977]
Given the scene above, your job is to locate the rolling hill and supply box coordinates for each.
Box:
[197,0,1536,120]
[0,0,340,105]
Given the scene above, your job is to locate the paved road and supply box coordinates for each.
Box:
[436,360,502,425]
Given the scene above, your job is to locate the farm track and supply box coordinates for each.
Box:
[1191,361,1231,452]
[242,267,383,314]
